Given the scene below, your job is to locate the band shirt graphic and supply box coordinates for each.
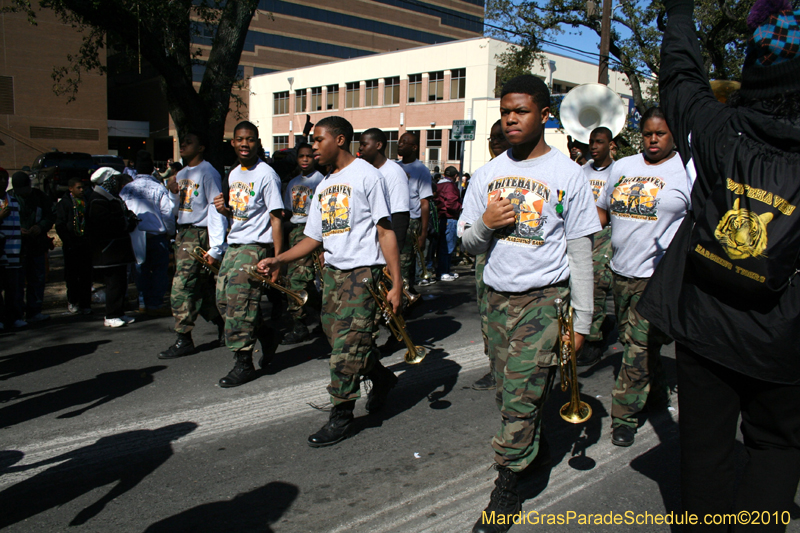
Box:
[487,178,550,246]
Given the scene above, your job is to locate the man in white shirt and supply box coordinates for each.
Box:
[398,132,433,287]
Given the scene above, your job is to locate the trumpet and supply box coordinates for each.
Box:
[382,267,419,306]
[364,276,426,364]
[411,228,433,281]
[240,264,308,307]
[555,298,592,424]
[184,246,219,274]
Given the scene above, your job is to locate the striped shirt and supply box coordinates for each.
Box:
[0,193,22,267]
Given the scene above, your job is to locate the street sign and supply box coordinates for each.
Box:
[451,119,476,141]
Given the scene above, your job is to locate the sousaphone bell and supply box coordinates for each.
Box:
[559,83,627,145]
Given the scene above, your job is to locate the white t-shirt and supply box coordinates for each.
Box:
[226,160,284,245]
[399,159,433,219]
[460,148,601,292]
[377,159,410,214]
[173,160,228,258]
[596,153,691,278]
[284,170,325,225]
[304,158,391,270]
[582,160,614,204]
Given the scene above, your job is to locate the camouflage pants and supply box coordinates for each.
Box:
[588,227,613,342]
[475,253,489,357]
[216,244,270,353]
[486,284,568,472]
[286,224,321,322]
[610,273,671,429]
[400,218,421,286]
[322,265,382,406]
[171,226,221,334]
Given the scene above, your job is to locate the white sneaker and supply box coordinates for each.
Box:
[13,319,28,328]
[440,273,456,281]
[104,317,126,328]
[68,303,79,314]
[418,279,431,287]
[120,315,136,324]
[27,313,50,323]
[451,272,459,279]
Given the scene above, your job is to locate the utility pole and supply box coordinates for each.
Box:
[598,0,611,85]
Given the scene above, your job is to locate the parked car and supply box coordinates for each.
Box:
[92,155,125,173]
[30,151,98,198]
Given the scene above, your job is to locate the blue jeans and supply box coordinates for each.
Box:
[23,253,46,318]
[136,234,171,310]
[437,218,458,276]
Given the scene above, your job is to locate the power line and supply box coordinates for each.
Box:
[392,0,656,80]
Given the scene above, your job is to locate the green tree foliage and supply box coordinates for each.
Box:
[3,0,261,169]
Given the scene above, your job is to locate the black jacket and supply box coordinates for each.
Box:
[638,0,800,384]
[86,187,137,267]
[55,195,91,251]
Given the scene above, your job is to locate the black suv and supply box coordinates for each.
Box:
[30,151,98,198]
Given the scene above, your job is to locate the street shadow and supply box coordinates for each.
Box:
[144,481,299,533]
[544,386,611,474]
[408,314,462,349]
[354,348,462,435]
[266,334,331,375]
[0,340,112,381]
[0,366,166,429]
[0,422,196,528]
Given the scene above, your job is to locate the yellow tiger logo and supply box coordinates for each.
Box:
[714,198,773,260]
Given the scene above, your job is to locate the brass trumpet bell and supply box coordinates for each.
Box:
[363,277,426,365]
[555,298,592,424]
[184,246,219,274]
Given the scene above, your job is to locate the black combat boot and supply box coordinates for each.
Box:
[576,340,604,367]
[472,367,496,391]
[308,401,355,447]
[365,361,398,413]
[213,316,225,347]
[219,351,258,388]
[280,320,309,345]
[158,332,196,359]
[472,465,522,533]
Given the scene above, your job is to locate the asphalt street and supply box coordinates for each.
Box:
[1,266,799,532]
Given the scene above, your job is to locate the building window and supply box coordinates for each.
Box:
[428,71,444,101]
[274,135,289,152]
[450,68,466,100]
[345,82,360,109]
[384,77,400,105]
[427,129,442,147]
[295,89,307,113]
[448,132,464,160]
[349,132,361,156]
[0,76,14,115]
[365,79,379,107]
[274,91,289,115]
[385,131,399,160]
[310,87,323,111]
[408,74,422,103]
[327,85,339,110]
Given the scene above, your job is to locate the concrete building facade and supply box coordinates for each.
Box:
[249,37,633,173]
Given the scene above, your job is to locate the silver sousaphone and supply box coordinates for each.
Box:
[559,83,627,144]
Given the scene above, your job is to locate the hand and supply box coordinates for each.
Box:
[29,225,41,237]
[569,332,585,354]
[20,228,30,236]
[0,205,9,220]
[386,286,402,315]
[482,198,516,230]
[318,251,325,267]
[257,257,280,276]
[270,267,280,284]
[417,233,426,252]
[166,176,179,194]
[213,193,230,216]
[202,253,219,268]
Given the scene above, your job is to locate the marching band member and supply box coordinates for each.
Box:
[461,75,599,533]
[397,131,433,286]
[258,116,402,448]
[213,121,284,388]
[159,132,227,359]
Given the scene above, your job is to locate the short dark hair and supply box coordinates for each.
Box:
[402,131,420,146]
[296,142,313,153]
[186,130,209,149]
[317,116,353,146]
[67,177,84,187]
[590,126,613,141]
[492,119,502,129]
[640,107,667,132]
[135,150,154,175]
[500,74,550,112]
[233,120,259,138]
[170,162,183,172]
[362,128,387,152]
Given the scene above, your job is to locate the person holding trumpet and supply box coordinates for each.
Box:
[460,75,599,533]
[258,116,402,448]
[159,131,228,360]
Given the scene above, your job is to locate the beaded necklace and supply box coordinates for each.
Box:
[71,193,85,236]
